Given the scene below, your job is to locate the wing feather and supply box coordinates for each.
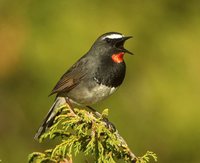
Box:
[49,58,88,96]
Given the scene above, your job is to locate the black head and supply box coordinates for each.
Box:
[92,32,133,55]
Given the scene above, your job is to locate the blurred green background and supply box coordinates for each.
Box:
[0,0,200,162]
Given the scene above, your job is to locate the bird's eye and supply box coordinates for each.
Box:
[105,38,111,43]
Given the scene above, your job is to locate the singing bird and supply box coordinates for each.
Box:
[34,32,132,140]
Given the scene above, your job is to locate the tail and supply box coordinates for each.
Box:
[34,97,66,140]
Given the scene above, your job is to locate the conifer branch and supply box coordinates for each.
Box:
[29,104,157,163]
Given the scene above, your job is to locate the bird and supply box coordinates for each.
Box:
[34,32,132,140]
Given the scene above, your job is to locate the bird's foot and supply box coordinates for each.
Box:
[86,106,116,132]
[102,117,116,132]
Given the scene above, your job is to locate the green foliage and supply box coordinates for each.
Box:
[29,105,157,163]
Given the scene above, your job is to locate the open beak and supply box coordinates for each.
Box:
[116,36,133,55]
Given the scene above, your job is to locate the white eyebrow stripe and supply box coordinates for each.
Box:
[103,34,124,39]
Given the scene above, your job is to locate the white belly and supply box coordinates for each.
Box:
[67,83,118,105]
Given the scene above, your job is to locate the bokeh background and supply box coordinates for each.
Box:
[0,0,200,162]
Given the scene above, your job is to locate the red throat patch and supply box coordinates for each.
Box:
[111,52,125,63]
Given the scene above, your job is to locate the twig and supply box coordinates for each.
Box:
[29,104,157,163]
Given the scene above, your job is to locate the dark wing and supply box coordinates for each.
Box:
[49,58,88,96]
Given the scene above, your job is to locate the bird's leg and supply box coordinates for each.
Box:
[86,106,102,117]
[65,97,76,116]
[86,106,116,131]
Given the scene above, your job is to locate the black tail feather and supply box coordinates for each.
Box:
[34,97,65,140]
